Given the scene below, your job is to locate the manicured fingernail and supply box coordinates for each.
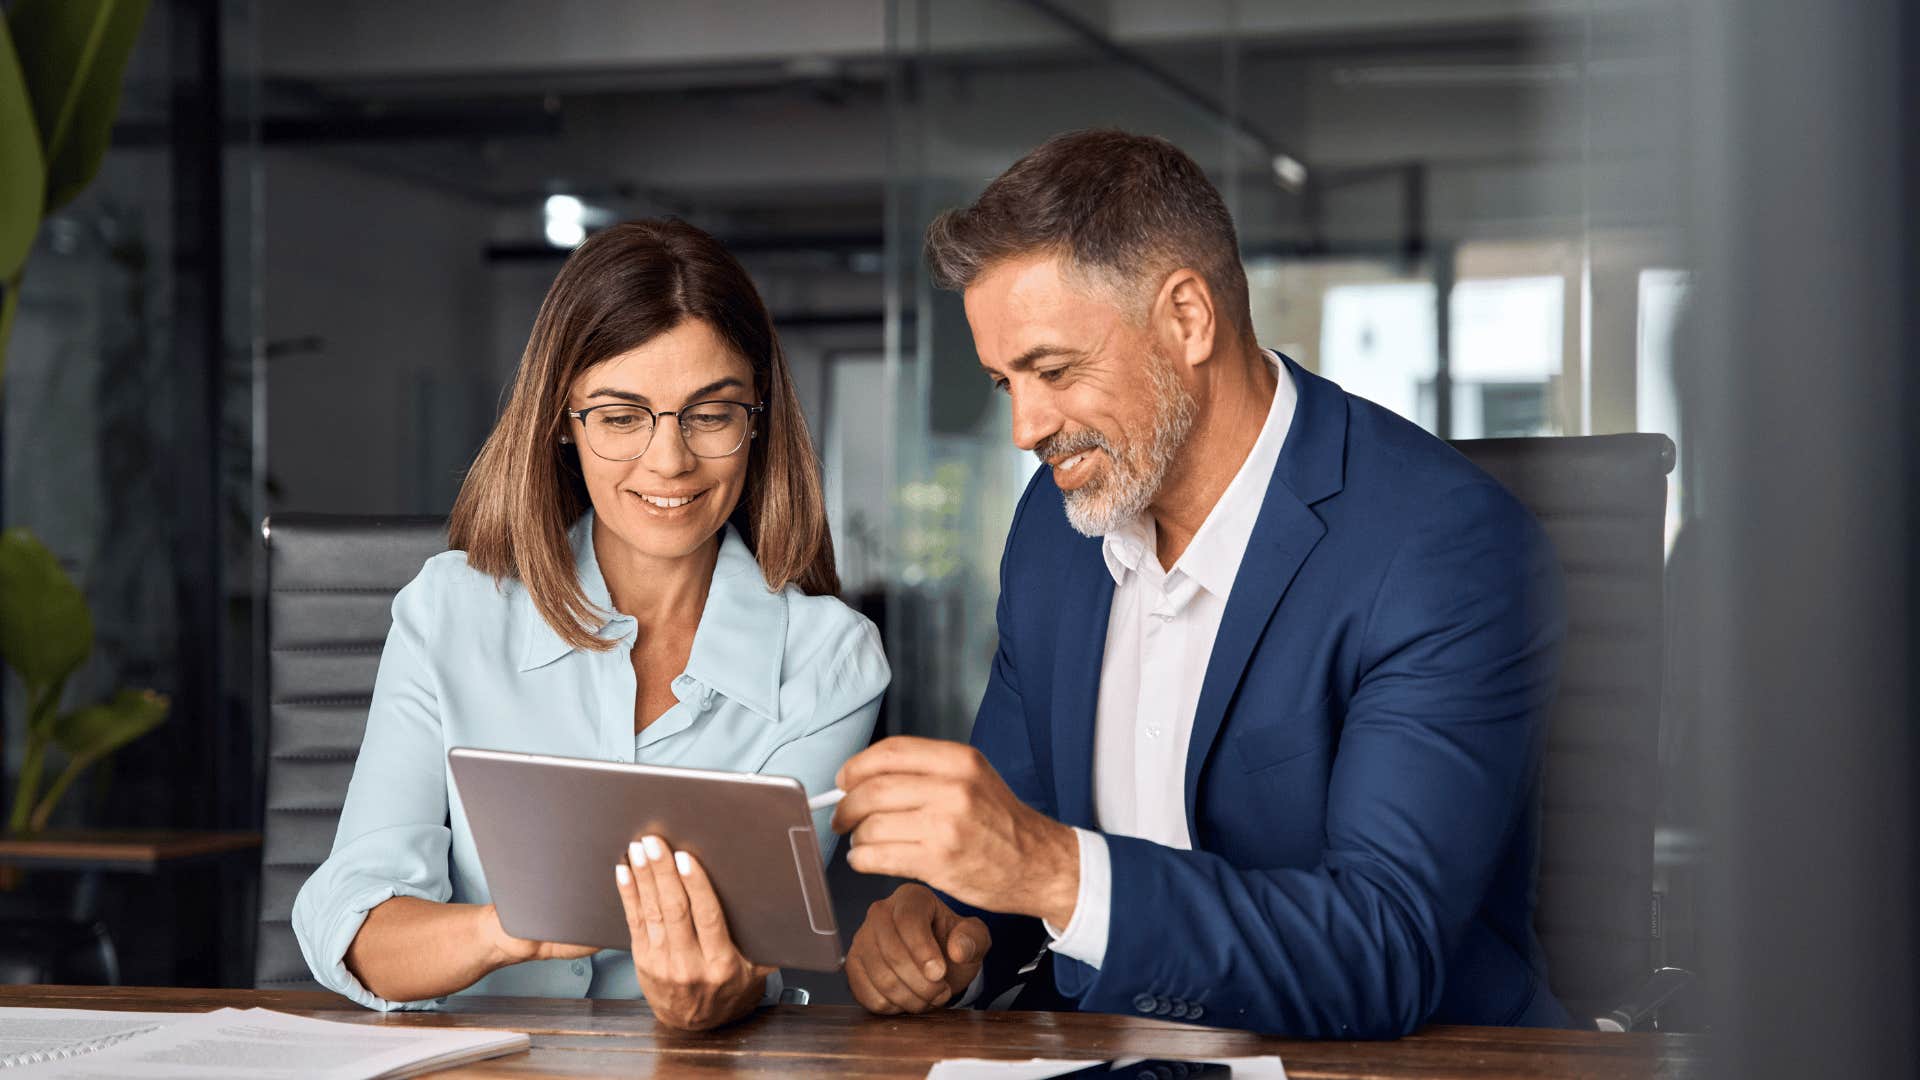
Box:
[923,960,944,981]
[615,863,631,885]
[642,836,664,862]
[629,841,646,865]
[674,851,692,876]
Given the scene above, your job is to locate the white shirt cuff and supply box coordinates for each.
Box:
[1041,827,1110,970]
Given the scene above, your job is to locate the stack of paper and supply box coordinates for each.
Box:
[0,1007,529,1078]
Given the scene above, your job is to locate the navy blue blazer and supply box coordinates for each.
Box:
[963,355,1570,1037]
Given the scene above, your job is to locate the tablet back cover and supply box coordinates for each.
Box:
[449,747,843,972]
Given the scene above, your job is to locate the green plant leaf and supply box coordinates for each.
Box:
[0,18,45,284]
[50,687,167,760]
[7,0,149,214]
[0,527,93,695]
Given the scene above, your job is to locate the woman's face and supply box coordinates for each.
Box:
[566,318,758,565]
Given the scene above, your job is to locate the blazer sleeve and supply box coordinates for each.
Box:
[1068,482,1565,1037]
[290,562,455,1012]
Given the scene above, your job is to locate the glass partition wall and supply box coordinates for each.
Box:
[876,0,1691,739]
[0,0,262,986]
[879,0,1243,740]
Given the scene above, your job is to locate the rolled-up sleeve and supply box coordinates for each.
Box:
[291,565,455,1011]
[762,616,889,858]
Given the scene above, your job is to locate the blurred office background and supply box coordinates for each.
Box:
[1,1,1912,1074]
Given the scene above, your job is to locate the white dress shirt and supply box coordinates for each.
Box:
[1044,354,1297,969]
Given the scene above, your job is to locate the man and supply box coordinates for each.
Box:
[832,130,1568,1037]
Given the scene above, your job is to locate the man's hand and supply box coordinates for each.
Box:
[847,883,990,1014]
[832,736,1080,926]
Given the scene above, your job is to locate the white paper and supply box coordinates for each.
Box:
[927,1056,1286,1080]
[16,1008,528,1080]
[0,1010,188,1068]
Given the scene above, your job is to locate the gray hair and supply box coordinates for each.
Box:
[924,129,1251,330]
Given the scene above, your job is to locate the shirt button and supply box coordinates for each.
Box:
[571,960,588,976]
[1146,725,1162,739]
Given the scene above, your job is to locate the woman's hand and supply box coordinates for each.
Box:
[615,836,775,1032]
[482,904,600,968]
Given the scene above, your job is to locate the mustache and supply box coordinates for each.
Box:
[1034,428,1112,464]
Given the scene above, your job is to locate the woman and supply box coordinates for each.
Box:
[292,220,888,1030]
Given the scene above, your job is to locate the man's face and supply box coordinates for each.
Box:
[963,253,1195,536]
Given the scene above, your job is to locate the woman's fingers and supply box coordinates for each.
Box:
[639,836,705,964]
[625,841,669,951]
[613,860,650,959]
[673,851,743,962]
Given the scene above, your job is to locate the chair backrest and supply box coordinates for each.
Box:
[1449,434,1675,1022]
[255,514,448,991]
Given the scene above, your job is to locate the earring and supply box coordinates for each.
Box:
[559,435,572,445]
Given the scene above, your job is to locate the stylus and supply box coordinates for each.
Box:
[807,788,845,811]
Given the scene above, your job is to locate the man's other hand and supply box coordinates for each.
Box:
[846,883,990,1015]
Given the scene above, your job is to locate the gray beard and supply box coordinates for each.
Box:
[1056,357,1197,537]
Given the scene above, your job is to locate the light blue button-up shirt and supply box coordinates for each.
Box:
[292,512,889,1010]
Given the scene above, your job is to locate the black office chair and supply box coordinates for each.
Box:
[1452,433,1689,1031]
[254,514,449,992]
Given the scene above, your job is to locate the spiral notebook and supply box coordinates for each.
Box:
[0,1007,529,1077]
[0,1010,186,1070]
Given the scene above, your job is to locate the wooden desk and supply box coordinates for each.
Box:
[4,985,1704,1078]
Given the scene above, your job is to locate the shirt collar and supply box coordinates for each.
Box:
[517,511,787,723]
[1099,351,1298,599]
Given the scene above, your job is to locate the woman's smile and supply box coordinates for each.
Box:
[630,487,710,514]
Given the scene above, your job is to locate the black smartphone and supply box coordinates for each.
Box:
[1041,1060,1232,1079]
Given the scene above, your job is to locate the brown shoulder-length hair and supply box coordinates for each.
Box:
[450,218,839,652]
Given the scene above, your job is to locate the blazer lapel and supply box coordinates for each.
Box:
[1183,356,1349,837]
[1051,543,1113,830]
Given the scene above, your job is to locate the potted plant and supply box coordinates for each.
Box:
[0,529,167,838]
[0,0,162,854]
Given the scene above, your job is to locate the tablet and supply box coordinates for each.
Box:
[447,747,843,972]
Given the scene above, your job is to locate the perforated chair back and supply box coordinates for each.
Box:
[1449,434,1675,1022]
[254,514,448,991]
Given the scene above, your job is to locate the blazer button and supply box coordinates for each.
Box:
[1133,993,1157,1014]
[1170,1001,1190,1019]
[1154,997,1174,1016]
[1187,1003,1204,1022]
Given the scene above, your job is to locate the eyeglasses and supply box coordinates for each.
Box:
[566,400,766,461]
